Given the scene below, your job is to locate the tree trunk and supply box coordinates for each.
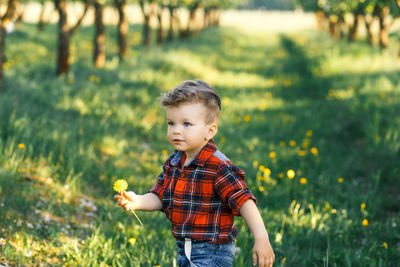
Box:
[167,5,174,42]
[378,6,390,49]
[115,0,128,60]
[349,13,360,41]
[38,2,47,31]
[143,15,150,46]
[315,10,327,31]
[329,20,341,40]
[365,17,375,45]
[139,0,151,46]
[56,0,70,75]
[94,1,105,67]
[0,0,19,87]
[156,8,164,45]
[0,26,6,86]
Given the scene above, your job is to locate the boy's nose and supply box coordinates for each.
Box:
[173,125,183,134]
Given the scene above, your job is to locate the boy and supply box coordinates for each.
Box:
[115,80,275,267]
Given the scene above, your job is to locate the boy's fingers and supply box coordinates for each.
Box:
[252,251,257,266]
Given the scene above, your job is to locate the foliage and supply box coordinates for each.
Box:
[1,21,400,266]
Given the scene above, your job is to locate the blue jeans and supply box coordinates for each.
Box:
[176,240,235,267]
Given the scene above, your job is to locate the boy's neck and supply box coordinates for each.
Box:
[182,139,211,166]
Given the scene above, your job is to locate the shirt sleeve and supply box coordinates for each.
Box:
[149,162,167,212]
[215,162,257,216]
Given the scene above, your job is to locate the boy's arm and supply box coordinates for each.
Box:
[114,192,162,211]
[240,199,275,267]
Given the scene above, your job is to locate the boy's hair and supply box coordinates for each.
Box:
[160,79,221,124]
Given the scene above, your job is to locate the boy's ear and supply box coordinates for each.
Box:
[206,122,218,140]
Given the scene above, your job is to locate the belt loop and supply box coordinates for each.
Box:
[184,238,197,267]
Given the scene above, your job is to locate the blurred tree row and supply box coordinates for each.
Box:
[293,0,400,52]
[0,0,247,87]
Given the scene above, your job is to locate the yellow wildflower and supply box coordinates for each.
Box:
[253,160,259,168]
[298,150,306,156]
[306,130,313,137]
[259,165,266,172]
[258,186,265,192]
[269,151,276,159]
[338,177,344,183]
[289,140,296,147]
[310,147,318,155]
[383,242,388,249]
[331,209,337,214]
[129,238,136,245]
[362,219,368,227]
[299,177,307,184]
[113,179,128,193]
[278,173,284,179]
[287,170,295,179]
[280,141,286,147]
[220,137,226,143]
[244,115,251,122]
[361,203,366,210]
[162,149,168,156]
[264,168,271,176]
[18,143,26,149]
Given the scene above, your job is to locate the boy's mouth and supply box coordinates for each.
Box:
[173,139,184,143]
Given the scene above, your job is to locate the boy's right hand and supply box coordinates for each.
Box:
[114,191,137,211]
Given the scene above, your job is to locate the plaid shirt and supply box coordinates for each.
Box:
[150,139,256,244]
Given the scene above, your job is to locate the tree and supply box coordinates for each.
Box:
[54,0,91,75]
[93,0,106,67]
[0,0,19,87]
[114,0,128,59]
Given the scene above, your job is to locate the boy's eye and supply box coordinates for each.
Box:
[168,122,174,126]
[183,122,191,127]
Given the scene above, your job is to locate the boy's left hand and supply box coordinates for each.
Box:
[252,236,275,267]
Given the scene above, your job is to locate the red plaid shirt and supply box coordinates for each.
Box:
[150,139,256,244]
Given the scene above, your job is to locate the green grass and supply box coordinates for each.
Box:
[0,22,400,266]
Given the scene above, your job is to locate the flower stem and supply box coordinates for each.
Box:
[128,208,143,226]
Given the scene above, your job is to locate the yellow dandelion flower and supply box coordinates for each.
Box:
[289,140,296,147]
[278,173,284,179]
[113,179,128,193]
[299,177,307,184]
[18,143,26,149]
[306,130,313,137]
[361,203,366,210]
[264,168,271,176]
[244,115,251,122]
[259,165,266,172]
[269,151,276,159]
[253,160,259,168]
[220,137,226,143]
[383,242,388,249]
[310,147,318,155]
[283,257,287,262]
[280,141,286,147]
[284,79,292,87]
[258,185,265,192]
[129,238,136,245]
[302,140,310,149]
[338,177,344,183]
[362,219,368,227]
[298,150,306,156]
[89,75,97,82]
[287,169,295,179]
[331,209,337,214]
[162,149,168,156]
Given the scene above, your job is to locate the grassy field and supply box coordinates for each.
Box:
[0,18,400,266]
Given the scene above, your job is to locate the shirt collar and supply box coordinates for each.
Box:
[170,139,218,168]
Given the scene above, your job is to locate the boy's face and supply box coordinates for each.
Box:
[166,102,217,159]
